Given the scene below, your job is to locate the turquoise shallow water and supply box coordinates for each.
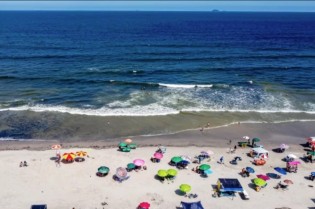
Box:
[0,11,315,139]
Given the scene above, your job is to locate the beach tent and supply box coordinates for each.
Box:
[180,201,204,209]
[217,178,243,192]
[250,147,269,159]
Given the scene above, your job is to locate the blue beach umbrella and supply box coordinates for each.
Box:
[204,169,213,175]
[274,167,287,175]
[266,173,281,179]
[246,167,255,174]
[181,160,190,165]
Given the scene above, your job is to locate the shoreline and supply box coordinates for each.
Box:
[1,120,314,151]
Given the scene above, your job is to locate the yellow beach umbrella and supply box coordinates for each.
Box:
[180,184,191,193]
[157,170,168,178]
[76,151,87,157]
[62,153,76,161]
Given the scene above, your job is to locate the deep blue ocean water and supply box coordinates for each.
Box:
[0,11,315,139]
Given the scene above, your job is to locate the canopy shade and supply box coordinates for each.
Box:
[217,178,243,192]
[181,201,204,209]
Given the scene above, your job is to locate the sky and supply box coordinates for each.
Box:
[0,1,315,12]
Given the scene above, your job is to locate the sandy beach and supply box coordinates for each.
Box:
[1,122,315,209]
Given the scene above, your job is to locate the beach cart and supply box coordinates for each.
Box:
[306,137,315,147]
[286,161,300,173]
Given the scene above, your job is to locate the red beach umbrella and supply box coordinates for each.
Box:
[138,202,150,209]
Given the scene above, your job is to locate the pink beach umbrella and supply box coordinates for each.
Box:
[257,174,270,181]
[133,159,145,166]
[154,152,163,159]
[289,161,301,165]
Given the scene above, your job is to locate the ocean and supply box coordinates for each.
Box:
[0,11,315,140]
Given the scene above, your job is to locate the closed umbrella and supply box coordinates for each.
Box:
[253,178,266,187]
[274,167,287,175]
[98,166,110,174]
[171,156,183,163]
[157,170,168,178]
[179,184,191,193]
[154,152,163,159]
[199,164,211,171]
[167,169,178,176]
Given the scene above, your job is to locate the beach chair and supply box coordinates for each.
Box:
[240,190,250,200]
[30,205,47,209]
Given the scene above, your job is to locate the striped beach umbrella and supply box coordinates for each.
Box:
[62,153,76,161]
[76,151,87,157]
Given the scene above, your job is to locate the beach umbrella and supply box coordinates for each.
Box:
[154,152,163,159]
[157,170,168,178]
[246,167,255,173]
[289,161,301,165]
[167,169,178,177]
[243,136,250,140]
[252,138,260,142]
[116,167,128,178]
[127,163,135,170]
[287,154,297,159]
[253,178,266,187]
[179,184,191,193]
[204,169,213,175]
[76,151,87,157]
[181,160,190,165]
[51,144,61,150]
[266,173,281,179]
[274,167,287,175]
[199,164,211,171]
[280,144,289,149]
[283,179,293,185]
[98,166,110,174]
[181,155,192,162]
[118,142,127,147]
[125,138,132,144]
[62,153,76,161]
[308,151,315,156]
[138,202,150,209]
[257,174,270,181]
[133,159,145,166]
[171,156,183,163]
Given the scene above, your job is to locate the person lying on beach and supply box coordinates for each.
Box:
[23,161,28,167]
[19,162,23,167]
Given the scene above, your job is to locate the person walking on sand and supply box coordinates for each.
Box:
[219,156,224,164]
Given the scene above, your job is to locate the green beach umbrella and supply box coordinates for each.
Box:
[179,184,191,193]
[199,164,211,171]
[308,151,315,156]
[167,169,178,176]
[98,166,110,174]
[253,178,266,187]
[157,169,168,178]
[171,156,183,163]
[127,163,135,169]
[128,143,137,149]
[252,138,261,142]
[119,142,127,147]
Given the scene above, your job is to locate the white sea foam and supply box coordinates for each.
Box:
[159,83,213,88]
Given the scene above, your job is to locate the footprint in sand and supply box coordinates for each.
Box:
[145,192,163,205]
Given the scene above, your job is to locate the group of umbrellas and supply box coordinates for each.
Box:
[157,169,178,178]
[51,144,87,162]
[118,139,137,152]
